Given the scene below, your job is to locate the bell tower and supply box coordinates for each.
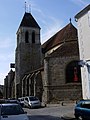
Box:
[15,12,41,98]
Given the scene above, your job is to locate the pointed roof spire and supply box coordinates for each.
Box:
[19,12,40,28]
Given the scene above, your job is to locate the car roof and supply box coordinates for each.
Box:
[18,97,25,99]
[77,99,90,104]
[79,100,90,102]
[0,103,19,106]
[26,96,37,98]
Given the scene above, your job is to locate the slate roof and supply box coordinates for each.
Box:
[19,12,40,28]
[49,41,79,57]
[42,23,78,53]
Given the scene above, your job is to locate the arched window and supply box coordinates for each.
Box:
[66,61,81,83]
[0,91,3,99]
[17,34,19,45]
[25,31,29,43]
[27,78,29,96]
[17,34,19,41]
[32,31,35,43]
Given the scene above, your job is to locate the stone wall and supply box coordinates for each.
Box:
[48,56,79,85]
[48,84,82,103]
[15,43,42,97]
[42,55,82,103]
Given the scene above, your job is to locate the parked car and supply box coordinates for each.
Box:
[24,96,41,108]
[18,97,25,107]
[6,99,20,104]
[0,99,23,107]
[0,103,29,120]
[0,99,18,103]
[74,99,90,120]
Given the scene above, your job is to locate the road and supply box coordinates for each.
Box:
[24,103,75,120]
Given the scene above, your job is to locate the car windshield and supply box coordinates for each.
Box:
[1,104,24,115]
[29,97,38,101]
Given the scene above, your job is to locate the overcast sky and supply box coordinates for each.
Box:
[0,0,89,85]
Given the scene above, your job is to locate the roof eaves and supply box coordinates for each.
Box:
[75,4,90,19]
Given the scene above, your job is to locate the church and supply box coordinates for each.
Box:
[4,11,82,103]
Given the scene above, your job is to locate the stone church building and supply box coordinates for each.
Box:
[4,11,82,103]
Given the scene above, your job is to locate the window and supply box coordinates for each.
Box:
[27,79,29,96]
[17,34,19,41]
[32,31,35,43]
[17,34,19,45]
[81,103,90,109]
[29,96,38,101]
[1,105,24,115]
[25,97,28,102]
[25,31,29,43]
[66,61,81,83]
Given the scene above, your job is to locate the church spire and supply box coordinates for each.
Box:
[19,12,40,28]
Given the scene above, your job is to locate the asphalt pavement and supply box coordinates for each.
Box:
[24,101,77,120]
[47,102,77,120]
[61,112,76,120]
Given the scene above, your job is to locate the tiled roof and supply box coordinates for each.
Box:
[48,41,79,57]
[19,12,40,28]
[42,23,78,53]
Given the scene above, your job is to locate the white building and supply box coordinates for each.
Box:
[75,4,90,99]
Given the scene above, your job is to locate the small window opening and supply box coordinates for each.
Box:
[25,31,29,43]
[32,31,35,43]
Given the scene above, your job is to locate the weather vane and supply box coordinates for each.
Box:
[25,1,31,13]
[25,1,27,12]
[69,18,72,23]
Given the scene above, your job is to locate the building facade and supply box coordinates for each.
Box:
[75,4,90,99]
[15,12,42,98]
[42,22,82,103]
[4,69,15,99]
[4,11,82,103]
